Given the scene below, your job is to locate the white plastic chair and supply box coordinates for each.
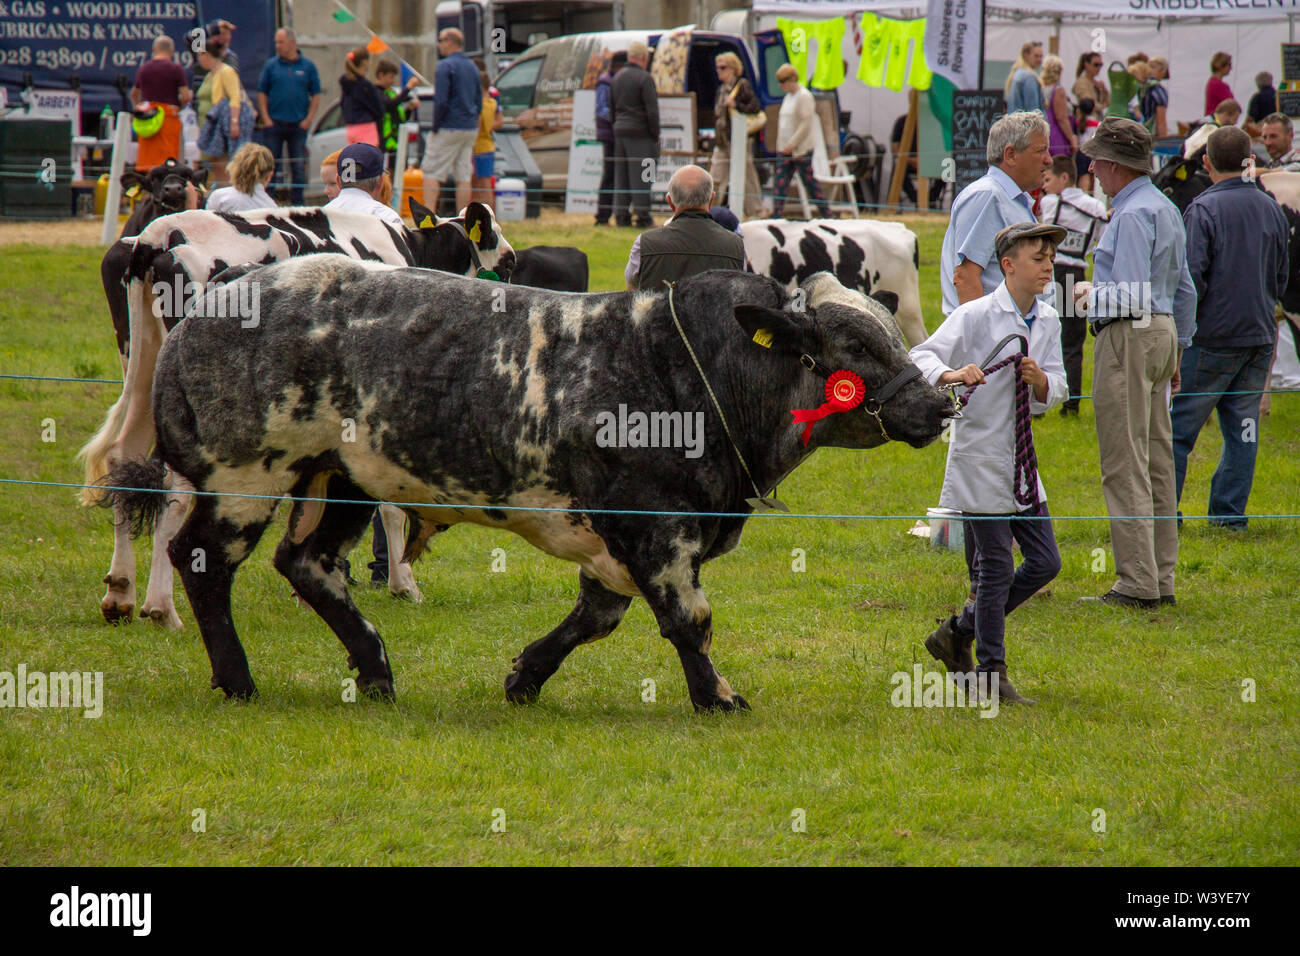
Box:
[789,120,858,218]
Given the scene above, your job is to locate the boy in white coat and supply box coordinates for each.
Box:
[909,223,1070,705]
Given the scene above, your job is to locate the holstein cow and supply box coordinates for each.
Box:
[107,259,955,710]
[740,219,927,346]
[82,200,515,629]
[510,245,589,292]
[102,159,211,369]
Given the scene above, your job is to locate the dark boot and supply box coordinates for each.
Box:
[980,666,1036,706]
[924,616,968,673]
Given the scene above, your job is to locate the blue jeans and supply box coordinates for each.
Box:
[263,121,308,205]
[1171,344,1273,528]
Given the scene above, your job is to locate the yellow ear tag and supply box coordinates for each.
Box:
[752,328,774,348]
[418,214,434,228]
[1175,166,1188,181]
[126,184,141,198]
[468,221,482,243]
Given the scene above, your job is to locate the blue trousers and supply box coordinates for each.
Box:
[263,121,308,205]
[957,503,1061,672]
[1171,344,1273,528]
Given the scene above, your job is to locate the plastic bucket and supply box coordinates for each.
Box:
[926,508,965,552]
[495,177,526,221]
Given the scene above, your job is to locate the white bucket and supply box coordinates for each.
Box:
[926,508,965,552]
[495,177,526,221]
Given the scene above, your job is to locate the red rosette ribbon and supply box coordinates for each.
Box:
[790,369,866,446]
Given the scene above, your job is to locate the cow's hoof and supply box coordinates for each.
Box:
[694,693,751,714]
[504,670,542,704]
[101,601,134,624]
[101,574,135,624]
[141,602,183,631]
[358,675,396,701]
[389,583,424,604]
[212,674,257,701]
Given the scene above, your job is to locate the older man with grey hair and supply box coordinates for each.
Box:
[940,110,1052,315]
[624,164,745,290]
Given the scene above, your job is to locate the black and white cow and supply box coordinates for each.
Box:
[118,158,209,239]
[510,245,589,292]
[107,259,954,710]
[740,219,927,346]
[82,200,515,629]
[1152,154,1212,212]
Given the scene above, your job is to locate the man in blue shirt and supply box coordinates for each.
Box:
[256,28,321,206]
[1174,126,1290,529]
[940,111,1052,315]
[1074,118,1197,608]
[421,28,482,215]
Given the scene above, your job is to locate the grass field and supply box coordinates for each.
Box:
[1,213,1297,865]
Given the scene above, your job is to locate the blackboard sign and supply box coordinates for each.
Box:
[1280,90,1300,118]
[952,89,1005,195]
[1283,44,1300,83]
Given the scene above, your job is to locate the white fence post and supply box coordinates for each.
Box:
[99,112,132,245]
[729,110,746,220]
[391,121,418,217]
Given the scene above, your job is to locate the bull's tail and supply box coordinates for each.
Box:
[98,455,168,538]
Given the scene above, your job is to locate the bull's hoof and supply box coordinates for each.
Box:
[141,602,183,631]
[389,583,424,604]
[211,674,257,700]
[358,674,396,701]
[693,693,751,714]
[504,669,542,704]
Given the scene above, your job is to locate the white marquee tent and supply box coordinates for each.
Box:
[749,0,1300,188]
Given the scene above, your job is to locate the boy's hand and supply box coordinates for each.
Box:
[406,76,419,90]
[937,364,986,387]
[1018,356,1047,389]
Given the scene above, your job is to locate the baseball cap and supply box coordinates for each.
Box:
[337,143,386,184]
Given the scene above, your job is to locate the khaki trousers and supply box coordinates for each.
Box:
[1093,315,1180,600]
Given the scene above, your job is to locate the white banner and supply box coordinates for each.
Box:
[565,90,603,215]
[925,0,983,90]
[753,0,1300,20]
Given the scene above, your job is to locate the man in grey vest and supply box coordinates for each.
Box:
[625,165,746,291]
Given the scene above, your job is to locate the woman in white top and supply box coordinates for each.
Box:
[205,143,277,213]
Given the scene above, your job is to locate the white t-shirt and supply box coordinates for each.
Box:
[1039,186,1108,269]
[205,183,276,214]
[324,187,405,229]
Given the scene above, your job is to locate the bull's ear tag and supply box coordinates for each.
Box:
[1175,166,1188,181]
[126,184,141,198]
[418,214,434,228]
[746,495,789,513]
[468,221,482,243]
[752,328,774,348]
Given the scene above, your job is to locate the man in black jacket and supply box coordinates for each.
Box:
[612,40,660,228]
[625,165,745,290]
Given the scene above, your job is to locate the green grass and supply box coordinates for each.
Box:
[0,217,1297,865]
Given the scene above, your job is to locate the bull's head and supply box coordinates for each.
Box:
[407,199,516,281]
[121,157,208,213]
[734,273,954,449]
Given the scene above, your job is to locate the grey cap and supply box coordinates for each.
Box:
[995,222,1067,261]
[1081,116,1153,170]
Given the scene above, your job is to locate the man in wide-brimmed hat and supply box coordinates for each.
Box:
[1072,117,1196,609]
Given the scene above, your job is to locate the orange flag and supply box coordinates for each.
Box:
[367,34,389,55]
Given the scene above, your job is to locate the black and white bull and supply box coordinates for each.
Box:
[118,158,209,239]
[1152,154,1212,213]
[510,245,589,292]
[108,259,954,710]
[82,201,514,629]
[740,219,927,346]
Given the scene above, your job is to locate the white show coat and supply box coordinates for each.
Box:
[909,282,1068,514]
[324,187,406,229]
